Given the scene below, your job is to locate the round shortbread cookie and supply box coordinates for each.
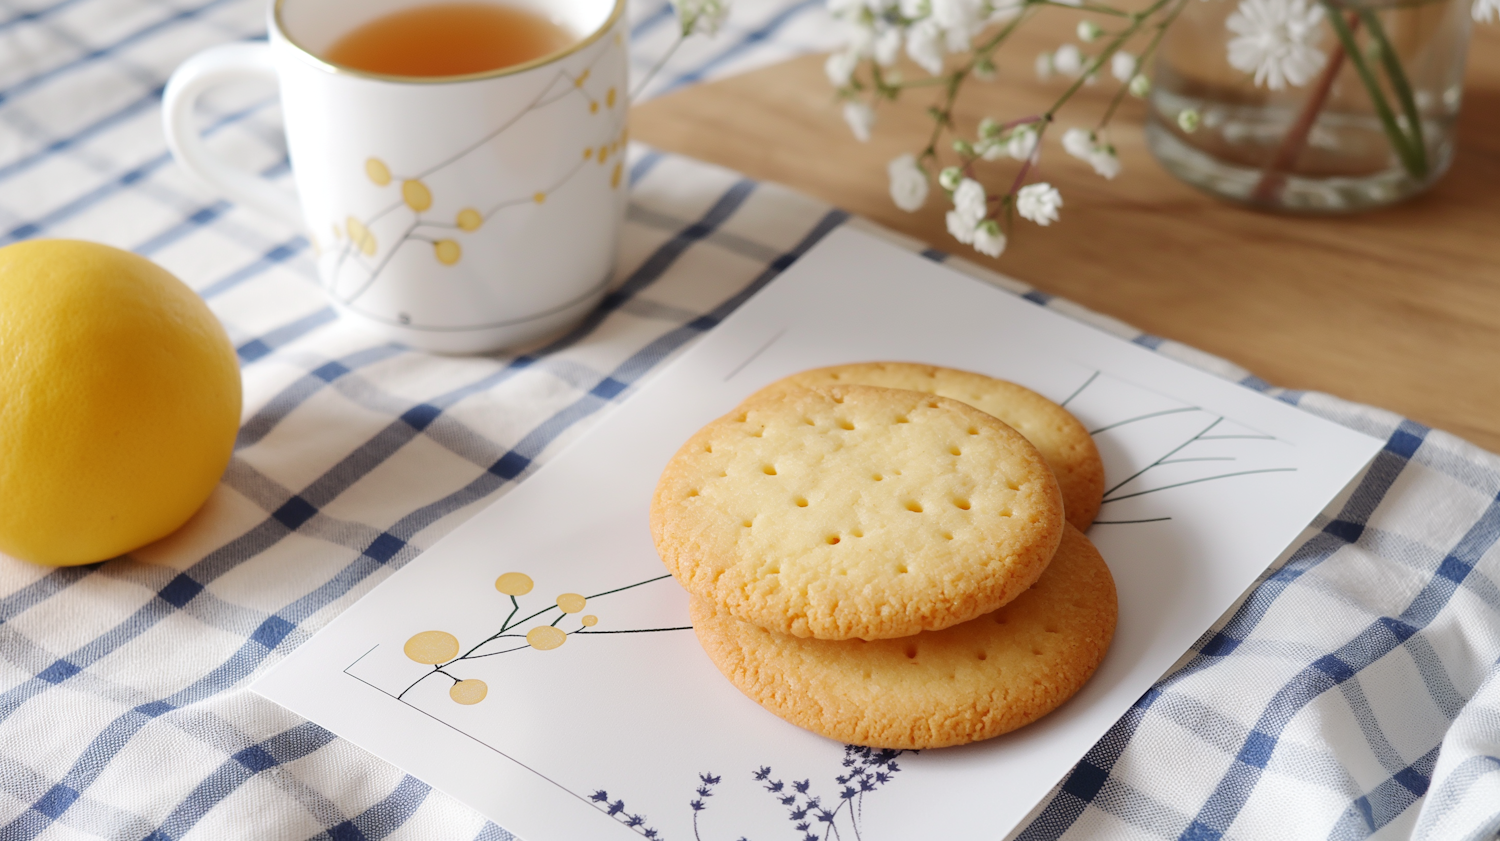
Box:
[753,363,1103,530]
[651,384,1065,641]
[689,525,1116,749]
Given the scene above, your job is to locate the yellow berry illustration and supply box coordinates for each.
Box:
[606,87,617,109]
[404,630,459,664]
[402,179,433,212]
[449,679,488,705]
[434,239,461,265]
[611,161,623,190]
[533,192,546,204]
[365,157,392,186]
[347,216,376,257]
[583,147,593,160]
[598,147,608,165]
[556,593,586,613]
[581,615,598,627]
[575,69,590,86]
[590,101,599,114]
[495,572,534,596]
[456,208,483,231]
[527,625,567,650]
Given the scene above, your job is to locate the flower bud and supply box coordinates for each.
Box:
[1177,108,1202,133]
[1129,74,1151,98]
[952,138,974,156]
[978,117,1002,139]
[1076,21,1103,42]
[939,166,963,191]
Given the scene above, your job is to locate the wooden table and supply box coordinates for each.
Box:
[634,23,1500,453]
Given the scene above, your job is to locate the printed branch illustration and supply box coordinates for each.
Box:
[1063,370,1297,525]
[396,571,689,705]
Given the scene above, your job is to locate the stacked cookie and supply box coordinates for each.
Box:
[650,363,1116,750]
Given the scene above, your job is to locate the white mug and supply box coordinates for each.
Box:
[164,0,629,353]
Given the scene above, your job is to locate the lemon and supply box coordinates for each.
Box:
[0,240,241,566]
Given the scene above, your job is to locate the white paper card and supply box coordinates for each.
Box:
[253,227,1384,841]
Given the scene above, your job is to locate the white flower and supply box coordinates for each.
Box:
[932,0,984,44]
[1016,182,1062,226]
[906,19,945,74]
[1177,108,1202,133]
[952,178,988,225]
[1087,145,1121,179]
[674,0,730,35]
[973,220,1007,257]
[1129,74,1151,97]
[1007,126,1039,160]
[843,100,875,141]
[1035,52,1054,80]
[1226,0,1326,90]
[899,0,928,17]
[1053,44,1084,76]
[887,154,930,212]
[1111,51,1137,82]
[946,210,977,243]
[1077,20,1103,42]
[1476,0,1500,22]
[1062,127,1096,159]
[825,51,858,87]
[873,25,902,65]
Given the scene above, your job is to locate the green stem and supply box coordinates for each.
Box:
[1096,0,1188,130]
[1321,3,1424,178]
[1356,7,1427,177]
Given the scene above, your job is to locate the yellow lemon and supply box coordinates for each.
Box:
[0,240,241,566]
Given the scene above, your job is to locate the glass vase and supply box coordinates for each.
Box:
[1146,0,1473,213]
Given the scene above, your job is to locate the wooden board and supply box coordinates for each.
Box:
[632,21,1500,453]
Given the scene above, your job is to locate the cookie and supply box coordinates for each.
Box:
[651,384,1064,640]
[752,363,1103,530]
[689,524,1116,749]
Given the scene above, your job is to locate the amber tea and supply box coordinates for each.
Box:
[324,2,577,77]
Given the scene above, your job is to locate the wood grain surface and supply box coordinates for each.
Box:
[632,21,1500,453]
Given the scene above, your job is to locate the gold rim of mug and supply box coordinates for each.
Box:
[271,0,628,84]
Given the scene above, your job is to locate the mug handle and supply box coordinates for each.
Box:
[162,42,304,229]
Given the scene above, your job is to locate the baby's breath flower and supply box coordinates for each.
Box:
[1226,0,1326,90]
[825,51,859,87]
[980,139,1006,161]
[946,210,977,243]
[1177,108,1202,133]
[938,166,964,191]
[953,178,988,224]
[933,0,985,51]
[1128,74,1151,97]
[1476,0,1500,22]
[899,0,928,17]
[873,25,902,65]
[1053,44,1084,77]
[973,220,1007,257]
[1111,51,1137,83]
[906,19,946,74]
[1062,127,1096,160]
[1016,182,1063,226]
[978,117,1002,139]
[1006,125,1039,160]
[887,154,930,212]
[673,0,730,36]
[1087,145,1121,179]
[843,100,876,141]
[1076,20,1103,42]
[1035,52,1054,80]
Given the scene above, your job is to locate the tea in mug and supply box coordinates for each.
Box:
[324,2,577,77]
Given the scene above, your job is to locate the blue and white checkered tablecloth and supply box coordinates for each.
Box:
[2,0,1498,838]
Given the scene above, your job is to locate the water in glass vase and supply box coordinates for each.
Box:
[1146,0,1473,213]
